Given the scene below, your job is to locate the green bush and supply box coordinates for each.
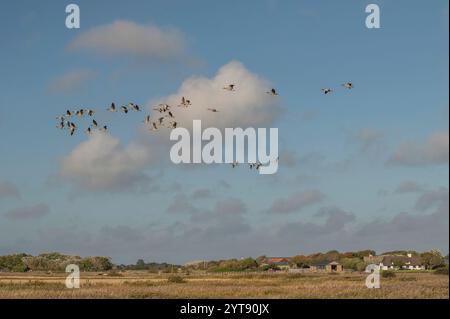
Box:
[261,265,271,271]
[356,261,368,272]
[167,275,186,283]
[381,270,396,278]
[78,256,113,271]
[433,267,449,275]
[106,270,123,277]
[12,264,29,272]
[340,257,360,270]
[0,253,29,272]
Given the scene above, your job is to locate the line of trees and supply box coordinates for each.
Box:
[0,253,113,272]
[185,249,449,272]
[290,249,449,271]
[0,249,448,273]
[116,259,181,273]
[290,250,376,271]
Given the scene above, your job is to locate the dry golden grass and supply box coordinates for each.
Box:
[0,271,447,299]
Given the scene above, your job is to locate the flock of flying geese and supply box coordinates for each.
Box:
[55,84,285,137]
[56,82,353,170]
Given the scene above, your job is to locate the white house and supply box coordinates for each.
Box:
[379,253,425,271]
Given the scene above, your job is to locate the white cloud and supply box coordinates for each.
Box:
[0,181,20,199]
[315,206,356,230]
[4,203,49,220]
[394,181,424,194]
[166,193,196,214]
[355,188,448,252]
[57,61,280,193]
[353,128,383,153]
[414,187,449,211]
[5,189,448,262]
[150,61,282,129]
[388,131,449,166]
[214,198,247,216]
[278,150,299,168]
[67,20,186,60]
[278,206,355,239]
[268,189,325,214]
[47,69,95,94]
[59,132,156,192]
[191,188,213,199]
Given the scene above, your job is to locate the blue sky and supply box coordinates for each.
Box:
[0,0,448,264]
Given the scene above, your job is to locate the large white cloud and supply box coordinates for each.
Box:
[67,20,186,60]
[149,61,282,129]
[57,61,281,193]
[59,132,156,192]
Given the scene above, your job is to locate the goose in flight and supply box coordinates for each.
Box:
[321,88,333,95]
[66,110,72,117]
[101,125,108,132]
[121,106,129,114]
[92,119,98,128]
[207,108,219,113]
[107,103,117,112]
[87,109,95,116]
[158,117,165,125]
[144,115,151,124]
[167,121,177,129]
[85,127,92,135]
[56,116,66,127]
[167,111,174,118]
[154,104,170,113]
[266,88,279,96]
[150,122,159,131]
[231,161,239,168]
[223,84,235,91]
[342,82,353,89]
[68,122,76,136]
[153,106,164,113]
[179,97,191,107]
[76,109,84,117]
[179,97,186,107]
[125,102,140,112]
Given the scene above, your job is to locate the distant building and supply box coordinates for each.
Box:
[262,257,291,270]
[380,254,425,270]
[310,261,343,273]
[365,253,425,270]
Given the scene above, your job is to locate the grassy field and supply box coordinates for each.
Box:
[0,271,448,299]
